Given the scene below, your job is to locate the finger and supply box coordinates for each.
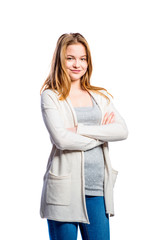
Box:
[109,113,115,123]
[109,114,115,123]
[105,112,114,124]
[102,112,108,125]
[102,112,113,125]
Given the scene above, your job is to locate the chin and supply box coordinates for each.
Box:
[70,76,82,81]
[71,78,81,81]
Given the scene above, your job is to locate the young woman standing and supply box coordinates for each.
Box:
[40,32,128,240]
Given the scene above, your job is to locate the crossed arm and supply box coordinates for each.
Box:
[67,112,115,133]
[68,100,128,142]
[41,91,105,151]
[41,90,128,151]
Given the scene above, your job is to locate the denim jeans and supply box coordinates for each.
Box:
[47,195,110,240]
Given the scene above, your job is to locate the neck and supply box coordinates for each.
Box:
[70,80,82,93]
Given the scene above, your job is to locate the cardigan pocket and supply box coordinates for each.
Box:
[46,171,71,205]
[112,168,118,188]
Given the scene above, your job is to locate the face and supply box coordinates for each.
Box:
[65,43,88,82]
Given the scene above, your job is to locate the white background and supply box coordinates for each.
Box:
[0,0,166,239]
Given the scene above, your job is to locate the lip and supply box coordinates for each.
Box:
[71,70,81,73]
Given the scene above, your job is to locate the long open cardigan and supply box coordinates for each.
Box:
[39,88,128,224]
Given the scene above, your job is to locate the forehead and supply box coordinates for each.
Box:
[66,43,86,56]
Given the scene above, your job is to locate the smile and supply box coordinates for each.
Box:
[71,70,81,73]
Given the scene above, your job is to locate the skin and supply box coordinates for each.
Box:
[64,43,114,133]
[65,43,88,84]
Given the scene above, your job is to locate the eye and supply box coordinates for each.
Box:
[67,57,73,60]
[81,58,87,61]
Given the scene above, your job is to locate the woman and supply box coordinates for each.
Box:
[39,32,128,240]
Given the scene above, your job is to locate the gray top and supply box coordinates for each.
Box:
[74,95,105,196]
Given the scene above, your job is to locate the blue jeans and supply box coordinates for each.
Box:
[47,195,110,240]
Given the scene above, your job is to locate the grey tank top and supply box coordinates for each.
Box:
[74,95,105,196]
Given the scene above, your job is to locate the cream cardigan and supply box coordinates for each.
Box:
[39,88,128,224]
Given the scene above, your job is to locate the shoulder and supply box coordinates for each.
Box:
[98,89,113,99]
[41,89,59,101]
[41,89,58,97]
[91,89,113,104]
[40,89,60,108]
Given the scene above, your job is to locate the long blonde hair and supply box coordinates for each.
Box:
[40,32,113,103]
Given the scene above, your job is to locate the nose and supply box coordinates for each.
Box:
[73,59,80,68]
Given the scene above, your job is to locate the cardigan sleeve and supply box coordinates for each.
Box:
[41,90,105,151]
[76,95,129,142]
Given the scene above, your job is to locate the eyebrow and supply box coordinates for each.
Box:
[67,55,87,57]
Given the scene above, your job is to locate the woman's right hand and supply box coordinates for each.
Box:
[102,112,115,125]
